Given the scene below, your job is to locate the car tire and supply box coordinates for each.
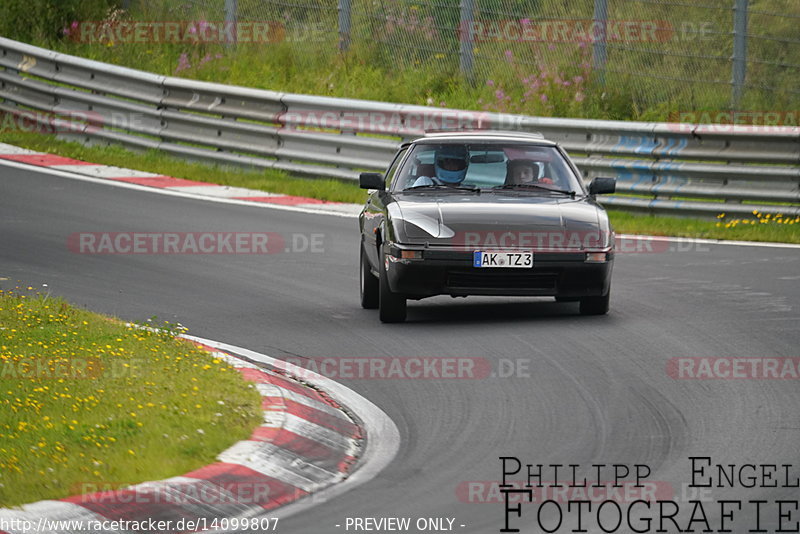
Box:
[379,252,407,323]
[579,291,610,315]
[360,245,379,309]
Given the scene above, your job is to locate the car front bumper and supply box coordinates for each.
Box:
[385,246,613,299]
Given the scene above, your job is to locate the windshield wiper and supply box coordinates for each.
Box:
[494,183,575,196]
[404,184,480,192]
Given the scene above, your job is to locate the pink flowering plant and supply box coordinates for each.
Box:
[477,26,596,117]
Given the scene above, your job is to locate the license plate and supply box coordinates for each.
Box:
[473,251,533,268]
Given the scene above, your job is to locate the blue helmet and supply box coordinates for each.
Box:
[435,145,469,184]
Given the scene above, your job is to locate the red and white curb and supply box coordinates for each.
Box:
[0,142,363,217]
[0,335,400,534]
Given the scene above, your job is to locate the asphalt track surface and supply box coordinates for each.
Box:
[1,163,798,534]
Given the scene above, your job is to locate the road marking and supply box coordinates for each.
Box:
[0,158,359,218]
[617,233,800,250]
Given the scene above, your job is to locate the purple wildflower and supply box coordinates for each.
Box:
[175,53,191,73]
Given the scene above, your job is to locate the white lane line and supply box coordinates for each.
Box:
[0,143,41,155]
[617,233,800,249]
[48,165,163,178]
[294,203,363,216]
[180,335,400,518]
[0,158,359,219]
[165,185,285,198]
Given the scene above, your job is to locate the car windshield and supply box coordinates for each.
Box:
[391,142,583,193]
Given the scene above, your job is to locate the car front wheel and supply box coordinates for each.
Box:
[360,245,379,309]
[379,251,407,323]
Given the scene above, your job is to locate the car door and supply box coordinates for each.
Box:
[362,147,408,268]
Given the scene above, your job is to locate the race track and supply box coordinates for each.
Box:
[2,163,798,533]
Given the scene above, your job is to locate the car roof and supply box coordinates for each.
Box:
[413,130,557,146]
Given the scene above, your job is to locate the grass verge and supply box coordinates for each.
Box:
[1,132,798,244]
[608,210,799,244]
[0,287,263,507]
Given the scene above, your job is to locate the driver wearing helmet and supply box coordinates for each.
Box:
[412,145,470,187]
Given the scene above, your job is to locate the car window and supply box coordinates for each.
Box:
[384,147,408,189]
[392,143,582,191]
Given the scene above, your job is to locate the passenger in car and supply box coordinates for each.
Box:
[505,159,553,185]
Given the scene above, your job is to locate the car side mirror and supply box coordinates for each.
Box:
[360,172,385,191]
[588,177,616,195]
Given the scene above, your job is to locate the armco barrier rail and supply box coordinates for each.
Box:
[1,37,798,218]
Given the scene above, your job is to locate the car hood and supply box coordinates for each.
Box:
[393,193,608,250]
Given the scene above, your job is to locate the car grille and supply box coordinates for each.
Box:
[446,269,558,290]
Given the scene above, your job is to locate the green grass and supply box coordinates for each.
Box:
[2,132,798,243]
[0,288,263,507]
[609,210,799,243]
[2,0,799,121]
[3,1,798,121]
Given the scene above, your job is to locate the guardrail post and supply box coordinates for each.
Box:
[338,0,352,52]
[459,0,476,85]
[732,0,749,108]
[225,0,238,48]
[592,0,608,85]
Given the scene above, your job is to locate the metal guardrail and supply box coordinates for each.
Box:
[1,37,798,218]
